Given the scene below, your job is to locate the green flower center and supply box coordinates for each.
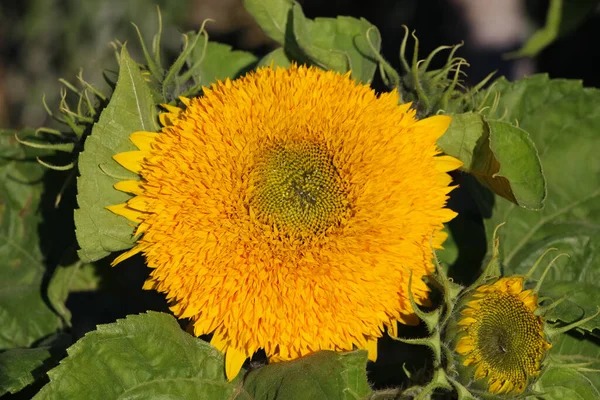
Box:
[250,142,348,238]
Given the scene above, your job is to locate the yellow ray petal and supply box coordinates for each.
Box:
[106,203,144,223]
[474,363,488,380]
[142,279,158,290]
[455,337,474,354]
[488,379,503,394]
[113,151,148,173]
[507,277,524,294]
[433,230,448,249]
[411,115,452,140]
[435,155,463,172]
[498,380,514,394]
[366,338,378,361]
[111,244,145,266]
[211,334,227,352]
[114,180,144,195]
[130,131,159,151]
[225,347,247,381]
[162,104,182,114]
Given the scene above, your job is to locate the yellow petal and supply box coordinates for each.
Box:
[111,244,145,266]
[457,317,477,326]
[498,380,514,394]
[432,230,448,249]
[142,279,158,290]
[113,151,148,173]
[507,277,524,294]
[455,337,473,354]
[162,104,182,114]
[130,131,159,151]
[439,208,458,223]
[488,379,503,394]
[211,334,227,352]
[114,180,144,195]
[388,321,398,337]
[106,203,144,223]
[435,155,463,172]
[179,96,191,106]
[225,347,247,381]
[366,338,378,361]
[474,363,488,380]
[411,115,452,141]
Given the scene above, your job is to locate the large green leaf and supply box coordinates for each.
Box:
[34,312,248,399]
[291,3,381,83]
[478,75,600,331]
[0,130,62,349]
[257,47,292,68]
[188,38,257,87]
[243,350,371,400]
[0,334,69,396]
[243,0,294,44]
[438,113,545,209]
[542,281,600,333]
[0,347,51,396]
[534,332,600,399]
[74,46,159,262]
[245,0,381,83]
[509,0,600,58]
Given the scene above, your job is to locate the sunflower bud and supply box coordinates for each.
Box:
[446,276,551,396]
[385,224,599,399]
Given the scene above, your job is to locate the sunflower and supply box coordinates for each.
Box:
[453,277,551,395]
[108,64,461,380]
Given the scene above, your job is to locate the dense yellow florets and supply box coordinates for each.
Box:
[108,65,461,380]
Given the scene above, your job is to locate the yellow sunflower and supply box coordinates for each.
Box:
[108,64,461,380]
[454,277,551,395]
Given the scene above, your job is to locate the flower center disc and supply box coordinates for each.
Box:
[250,142,348,238]
[474,292,546,381]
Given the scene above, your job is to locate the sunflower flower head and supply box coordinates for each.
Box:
[107,64,461,380]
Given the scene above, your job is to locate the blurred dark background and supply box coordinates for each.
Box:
[1,0,599,130]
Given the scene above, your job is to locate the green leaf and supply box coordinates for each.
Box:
[243,350,371,400]
[0,347,51,395]
[257,47,292,68]
[34,312,248,399]
[542,281,600,333]
[47,257,99,326]
[478,75,600,331]
[188,39,257,87]
[0,334,69,396]
[438,112,545,209]
[534,332,600,399]
[484,120,545,210]
[244,0,381,83]
[243,0,294,44]
[291,3,381,83]
[74,46,159,262]
[0,130,62,349]
[508,0,600,58]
